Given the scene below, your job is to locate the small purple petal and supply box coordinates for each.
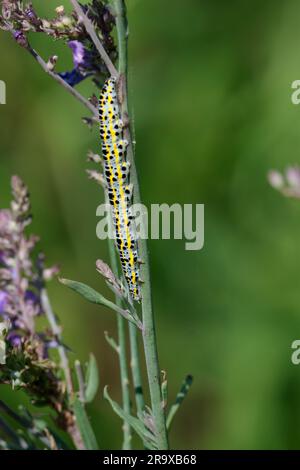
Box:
[59,69,87,87]
[13,30,28,48]
[7,333,22,348]
[0,292,8,314]
[286,166,300,188]
[68,40,91,68]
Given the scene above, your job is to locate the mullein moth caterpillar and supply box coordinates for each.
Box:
[99,78,141,302]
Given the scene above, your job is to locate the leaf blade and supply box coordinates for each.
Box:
[85,353,99,403]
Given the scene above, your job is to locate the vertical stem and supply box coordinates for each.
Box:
[107,235,132,450]
[113,0,169,449]
[129,323,145,416]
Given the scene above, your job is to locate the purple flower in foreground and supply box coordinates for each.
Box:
[268,165,300,198]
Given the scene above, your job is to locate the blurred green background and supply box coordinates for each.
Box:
[2,0,300,449]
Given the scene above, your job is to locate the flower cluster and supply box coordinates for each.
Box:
[0,1,117,86]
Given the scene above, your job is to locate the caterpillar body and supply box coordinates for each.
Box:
[99,78,141,302]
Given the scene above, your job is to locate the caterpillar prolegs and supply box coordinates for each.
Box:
[99,78,141,302]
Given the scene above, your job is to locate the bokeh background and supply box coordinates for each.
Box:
[2,0,300,449]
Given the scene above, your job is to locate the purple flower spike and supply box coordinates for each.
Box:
[7,333,22,348]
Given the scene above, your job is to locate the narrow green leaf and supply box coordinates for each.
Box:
[85,354,100,403]
[104,331,120,354]
[166,375,193,430]
[161,371,168,410]
[60,278,141,328]
[73,398,99,450]
[104,386,157,449]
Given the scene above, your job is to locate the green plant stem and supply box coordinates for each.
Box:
[40,288,85,450]
[107,235,132,450]
[113,0,169,449]
[129,323,145,416]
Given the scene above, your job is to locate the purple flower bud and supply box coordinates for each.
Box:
[68,41,89,68]
[13,30,28,48]
[268,170,284,190]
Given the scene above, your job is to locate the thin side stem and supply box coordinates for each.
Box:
[69,0,118,78]
[113,0,169,450]
[129,322,145,416]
